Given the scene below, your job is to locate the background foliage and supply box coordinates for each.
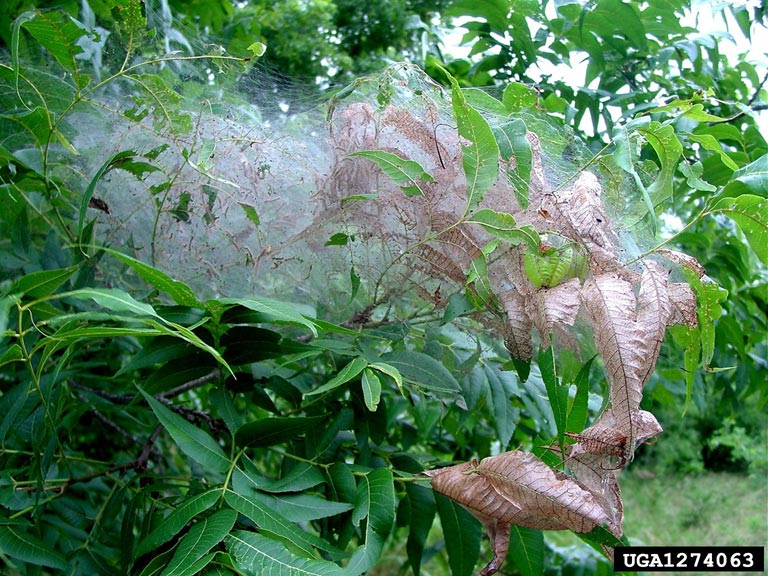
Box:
[0,0,766,575]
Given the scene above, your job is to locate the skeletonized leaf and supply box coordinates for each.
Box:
[580,274,644,417]
[500,289,533,361]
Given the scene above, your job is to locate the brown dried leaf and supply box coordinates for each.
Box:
[581,273,647,415]
[667,281,698,327]
[528,277,582,352]
[499,289,533,361]
[426,450,618,575]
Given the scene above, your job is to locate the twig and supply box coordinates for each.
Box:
[159,369,221,399]
[15,425,163,493]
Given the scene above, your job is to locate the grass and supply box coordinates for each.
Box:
[619,468,768,576]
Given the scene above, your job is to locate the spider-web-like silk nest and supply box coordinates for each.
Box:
[87,64,701,572]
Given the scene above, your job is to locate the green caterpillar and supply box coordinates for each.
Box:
[524,242,588,289]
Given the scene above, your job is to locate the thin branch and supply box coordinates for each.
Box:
[160,369,221,399]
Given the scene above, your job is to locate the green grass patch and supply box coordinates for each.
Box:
[621,470,767,548]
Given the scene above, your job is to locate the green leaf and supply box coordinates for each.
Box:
[508,527,544,576]
[325,232,351,246]
[137,549,175,576]
[434,492,482,576]
[612,119,656,230]
[468,209,539,248]
[218,297,317,336]
[225,531,347,576]
[7,265,79,299]
[379,350,461,395]
[723,154,768,198]
[0,525,67,570]
[638,121,683,205]
[346,468,395,575]
[669,325,700,412]
[141,389,230,474]
[349,266,361,301]
[361,368,382,411]
[502,82,539,112]
[135,490,220,559]
[105,249,199,307]
[368,361,404,396]
[687,133,739,171]
[247,42,266,58]
[66,287,158,318]
[126,73,191,133]
[223,492,343,557]
[466,247,496,308]
[405,483,436,576]
[483,364,520,450]
[492,118,532,208]
[441,292,475,324]
[159,509,237,576]
[234,416,325,448]
[444,0,509,33]
[78,151,159,247]
[15,10,90,84]
[566,358,594,434]
[681,271,728,367]
[306,356,368,396]
[234,460,324,494]
[583,0,647,50]
[680,160,717,192]
[0,344,24,368]
[450,79,499,213]
[711,194,768,265]
[539,346,568,447]
[238,202,260,226]
[144,318,232,376]
[237,491,354,523]
[348,150,434,197]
